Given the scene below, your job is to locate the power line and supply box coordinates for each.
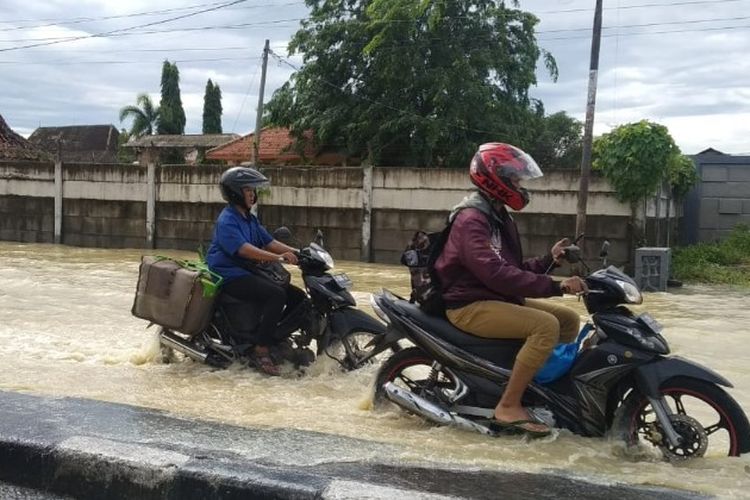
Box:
[4,12,747,46]
[539,14,750,34]
[0,0,249,52]
[0,1,303,32]
[231,55,263,133]
[0,1,228,31]
[0,56,261,65]
[538,22,750,41]
[536,0,746,14]
[0,18,303,44]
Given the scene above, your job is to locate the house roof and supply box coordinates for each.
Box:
[205,127,325,164]
[696,147,727,156]
[0,114,48,161]
[28,124,118,162]
[125,133,239,149]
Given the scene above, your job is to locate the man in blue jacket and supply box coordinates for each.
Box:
[207,166,301,376]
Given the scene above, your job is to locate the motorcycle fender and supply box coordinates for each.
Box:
[635,356,733,398]
[328,307,387,340]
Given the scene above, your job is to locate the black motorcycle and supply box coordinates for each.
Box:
[159,235,388,371]
[369,243,750,461]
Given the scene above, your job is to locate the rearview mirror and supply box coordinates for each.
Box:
[272,226,294,245]
[599,240,610,258]
[314,229,325,248]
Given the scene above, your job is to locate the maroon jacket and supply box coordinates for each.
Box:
[435,204,562,307]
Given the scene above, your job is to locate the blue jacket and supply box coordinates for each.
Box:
[206,206,273,283]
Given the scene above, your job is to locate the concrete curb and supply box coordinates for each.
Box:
[0,391,705,499]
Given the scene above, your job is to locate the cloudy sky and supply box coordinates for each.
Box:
[1,0,748,154]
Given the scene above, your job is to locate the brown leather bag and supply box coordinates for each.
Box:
[131,256,216,337]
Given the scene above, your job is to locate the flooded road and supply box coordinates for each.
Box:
[1,242,749,497]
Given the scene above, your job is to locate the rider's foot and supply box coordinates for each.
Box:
[493,406,550,436]
[249,346,280,376]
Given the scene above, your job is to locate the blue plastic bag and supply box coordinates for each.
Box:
[534,324,593,384]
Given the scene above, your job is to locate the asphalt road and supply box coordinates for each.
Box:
[0,391,707,499]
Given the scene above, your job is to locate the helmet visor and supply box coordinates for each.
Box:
[239,179,269,189]
[497,147,543,181]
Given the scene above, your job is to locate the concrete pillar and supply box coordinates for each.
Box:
[630,200,647,269]
[360,164,374,262]
[145,147,157,249]
[655,184,662,247]
[54,159,62,244]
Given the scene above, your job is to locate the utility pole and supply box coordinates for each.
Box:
[253,39,270,166]
[575,0,603,241]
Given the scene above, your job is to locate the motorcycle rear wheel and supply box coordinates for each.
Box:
[614,376,750,460]
[373,347,456,409]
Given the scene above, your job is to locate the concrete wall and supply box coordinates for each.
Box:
[0,160,668,269]
[682,153,750,244]
[0,161,55,243]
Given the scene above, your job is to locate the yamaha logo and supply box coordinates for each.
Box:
[607,354,618,365]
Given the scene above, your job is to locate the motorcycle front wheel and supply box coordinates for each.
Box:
[325,330,394,370]
[373,347,457,409]
[614,376,750,460]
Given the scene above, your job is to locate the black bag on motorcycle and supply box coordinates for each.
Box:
[131,256,216,337]
[401,226,452,317]
[232,258,291,287]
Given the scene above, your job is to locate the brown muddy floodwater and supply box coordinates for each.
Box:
[1,242,749,497]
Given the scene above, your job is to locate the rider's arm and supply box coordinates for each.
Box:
[522,253,555,274]
[236,242,284,262]
[265,239,298,255]
[453,210,562,298]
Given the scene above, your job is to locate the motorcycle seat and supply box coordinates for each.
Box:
[395,300,523,349]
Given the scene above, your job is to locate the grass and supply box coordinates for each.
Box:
[672,225,750,286]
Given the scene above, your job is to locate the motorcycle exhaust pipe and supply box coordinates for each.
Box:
[160,330,208,363]
[382,382,494,436]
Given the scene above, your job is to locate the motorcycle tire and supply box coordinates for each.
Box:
[327,330,394,371]
[373,347,455,409]
[613,376,750,460]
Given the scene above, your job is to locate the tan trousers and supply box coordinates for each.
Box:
[446,299,580,371]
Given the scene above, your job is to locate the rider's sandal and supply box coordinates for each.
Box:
[249,352,281,377]
[486,418,552,439]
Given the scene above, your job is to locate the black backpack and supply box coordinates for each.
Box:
[400,220,456,317]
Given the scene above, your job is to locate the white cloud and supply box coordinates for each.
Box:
[1,0,749,154]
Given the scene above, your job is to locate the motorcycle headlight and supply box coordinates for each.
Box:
[616,279,643,304]
[315,247,335,269]
[369,293,390,324]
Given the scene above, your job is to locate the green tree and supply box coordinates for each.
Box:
[202,79,223,134]
[527,111,582,170]
[157,60,186,135]
[667,154,699,199]
[116,128,136,163]
[593,120,695,202]
[118,93,159,138]
[264,0,557,167]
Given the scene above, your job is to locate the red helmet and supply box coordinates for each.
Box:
[469,143,543,210]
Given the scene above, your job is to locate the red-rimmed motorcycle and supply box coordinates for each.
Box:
[369,242,750,461]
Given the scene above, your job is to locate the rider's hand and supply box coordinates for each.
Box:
[560,276,588,294]
[551,238,572,263]
[280,251,298,265]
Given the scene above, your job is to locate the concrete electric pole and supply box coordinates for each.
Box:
[253,39,270,166]
[575,0,603,242]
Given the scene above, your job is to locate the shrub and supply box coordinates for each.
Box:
[672,225,750,286]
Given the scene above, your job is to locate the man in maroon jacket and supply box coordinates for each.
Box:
[435,143,587,437]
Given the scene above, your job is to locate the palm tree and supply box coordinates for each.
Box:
[119,93,159,138]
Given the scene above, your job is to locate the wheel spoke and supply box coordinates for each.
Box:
[703,421,724,436]
[672,394,686,415]
[395,373,420,392]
